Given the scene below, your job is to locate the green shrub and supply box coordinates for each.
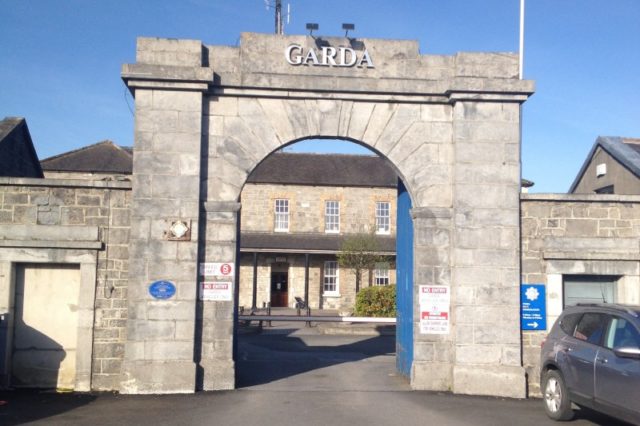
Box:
[354,285,396,317]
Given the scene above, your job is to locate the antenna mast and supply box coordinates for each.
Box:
[275,0,283,35]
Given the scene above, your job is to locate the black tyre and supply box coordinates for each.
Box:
[542,370,574,421]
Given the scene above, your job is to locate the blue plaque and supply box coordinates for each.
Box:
[149,280,176,300]
[521,284,547,331]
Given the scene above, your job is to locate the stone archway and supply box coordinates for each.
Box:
[120,33,534,396]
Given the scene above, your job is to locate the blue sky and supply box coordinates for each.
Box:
[1,0,638,192]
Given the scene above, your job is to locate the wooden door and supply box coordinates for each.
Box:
[270,272,288,307]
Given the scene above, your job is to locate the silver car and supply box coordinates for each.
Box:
[540,304,640,424]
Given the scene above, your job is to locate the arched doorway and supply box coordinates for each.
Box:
[233,137,415,384]
[120,33,533,396]
[233,138,413,389]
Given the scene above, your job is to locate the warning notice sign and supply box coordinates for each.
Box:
[419,285,450,334]
[199,262,234,277]
[200,281,233,301]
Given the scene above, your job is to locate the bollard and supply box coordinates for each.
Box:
[306,306,311,327]
[267,302,272,327]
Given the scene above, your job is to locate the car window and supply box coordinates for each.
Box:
[605,316,640,349]
[559,313,581,336]
[573,313,608,345]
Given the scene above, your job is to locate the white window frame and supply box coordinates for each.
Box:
[375,201,390,235]
[374,263,390,286]
[274,199,289,232]
[323,261,339,295]
[324,200,340,233]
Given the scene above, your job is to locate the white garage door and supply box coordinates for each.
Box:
[12,263,81,389]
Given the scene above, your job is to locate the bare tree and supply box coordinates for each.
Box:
[337,233,389,293]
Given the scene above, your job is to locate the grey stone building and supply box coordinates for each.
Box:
[0,177,131,391]
[3,32,536,396]
[570,136,640,194]
[520,193,640,395]
[2,31,637,400]
[239,152,397,313]
[114,32,536,396]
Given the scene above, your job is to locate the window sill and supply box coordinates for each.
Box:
[323,293,341,298]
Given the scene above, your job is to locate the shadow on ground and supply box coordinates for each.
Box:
[235,326,397,388]
[0,389,97,425]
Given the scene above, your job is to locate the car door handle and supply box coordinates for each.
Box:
[562,347,573,353]
[596,357,608,364]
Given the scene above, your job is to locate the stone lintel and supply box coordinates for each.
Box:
[210,86,450,104]
[209,77,533,103]
[122,64,213,93]
[522,193,640,203]
[122,64,213,82]
[127,81,209,92]
[0,225,99,242]
[0,177,131,189]
[544,251,640,261]
[447,92,531,103]
[0,240,103,250]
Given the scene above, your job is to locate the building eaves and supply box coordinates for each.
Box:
[240,232,396,254]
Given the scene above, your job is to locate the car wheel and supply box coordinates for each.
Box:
[542,370,574,421]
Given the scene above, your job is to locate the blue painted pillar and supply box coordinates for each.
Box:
[396,179,414,377]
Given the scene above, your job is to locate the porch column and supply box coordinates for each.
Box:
[252,252,258,310]
[304,253,310,305]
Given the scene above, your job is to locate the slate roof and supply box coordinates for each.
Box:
[0,117,44,178]
[240,232,396,254]
[569,136,640,192]
[41,140,133,174]
[247,152,398,188]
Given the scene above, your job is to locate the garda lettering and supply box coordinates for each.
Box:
[285,44,374,68]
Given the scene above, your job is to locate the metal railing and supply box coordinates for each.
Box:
[237,314,396,323]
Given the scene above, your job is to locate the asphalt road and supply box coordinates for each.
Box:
[0,324,633,426]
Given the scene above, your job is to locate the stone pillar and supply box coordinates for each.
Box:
[450,101,525,397]
[120,38,211,394]
[198,201,239,391]
[411,207,454,390]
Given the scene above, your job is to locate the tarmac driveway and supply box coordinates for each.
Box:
[0,323,632,425]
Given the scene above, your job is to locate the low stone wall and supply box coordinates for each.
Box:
[520,193,640,395]
[0,177,131,390]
